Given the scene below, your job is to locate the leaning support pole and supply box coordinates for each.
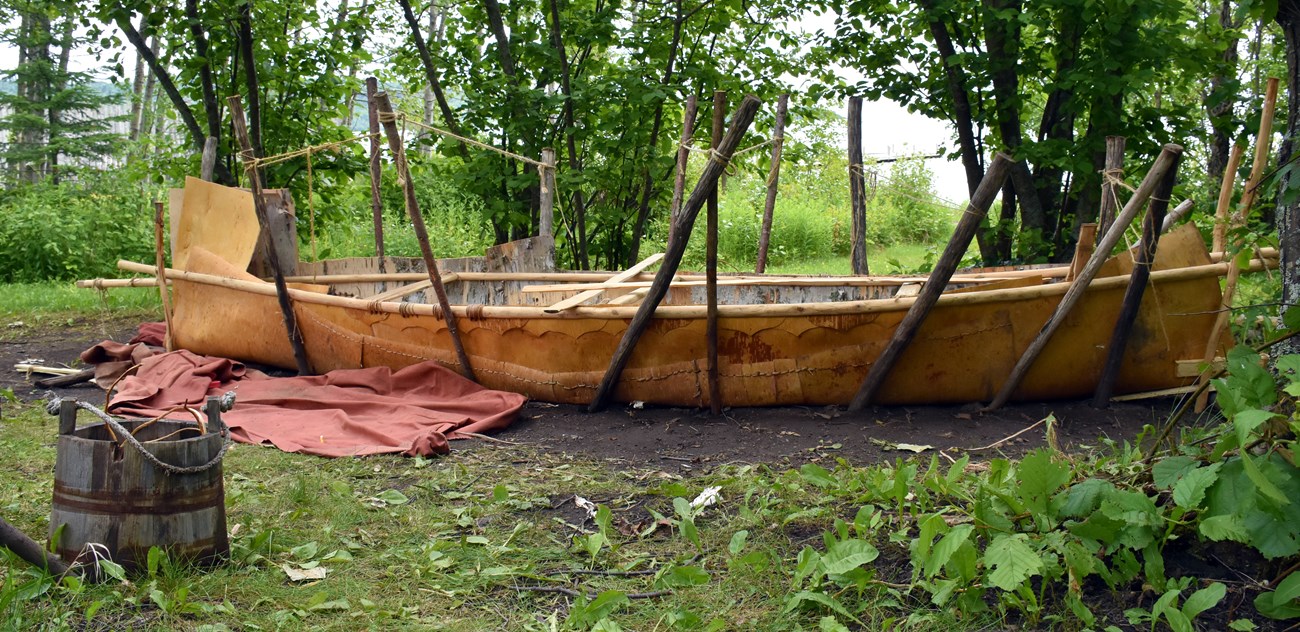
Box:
[706,90,726,415]
[588,94,763,412]
[1092,152,1182,406]
[1210,144,1245,253]
[0,515,70,577]
[847,153,1012,411]
[366,77,386,265]
[985,144,1184,411]
[374,92,477,382]
[228,95,312,376]
[755,93,788,273]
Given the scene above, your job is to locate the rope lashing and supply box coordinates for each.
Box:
[45,393,232,476]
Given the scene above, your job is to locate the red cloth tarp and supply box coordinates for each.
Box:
[96,346,526,457]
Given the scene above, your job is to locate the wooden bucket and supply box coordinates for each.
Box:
[49,399,229,570]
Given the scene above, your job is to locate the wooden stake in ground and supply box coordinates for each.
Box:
[706,90,727,415]
[0,515,70,576]
[153,201,173,348]
[1196,77,1280,412]
[227,95,311,376]
[366,77,385,264]
[666,95,698,245]
[848,96,869,275]
[1092,152,1182,406]
[756,93,788,274]
[373,92,476,382]
[1097,136,1125,235]
[539,147,557,263]
[984,144,1184,411]
[847,153,1012,411]
[588,94,763,413]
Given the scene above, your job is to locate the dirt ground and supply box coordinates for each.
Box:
[1,312,1180,466]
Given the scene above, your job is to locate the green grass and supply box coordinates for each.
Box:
[764,243,937,276]
[0,282,159,327]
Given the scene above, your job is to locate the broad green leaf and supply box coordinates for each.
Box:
[818,616,851,632]
[1233,409,1278,447]
[1172,463,1221,509]
[924,524,973,579]
[1181,582,1226,620]
[728,530,749,555]
[1239,451,1290,506]
[984,534,1042,591]
[820,539,879,575]
[1059,479,1110,517]
[1152,456,1198,489]
[375,489,409,505]
[783,591,862,624]
[1256,589,1300,620]
[1269,571,1300,605]
[1199,515,1249,542]
[658,565,710,587]
[800,463,837,488]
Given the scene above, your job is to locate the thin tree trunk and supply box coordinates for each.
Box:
[666,95,698,246]
[47,17,73,180]
[184,0,221,141]
[982,0,1046,239]
[128,16,147,141]
[117,14,234,185]
[237,2,263,162]
[1207,0,1242,184]
[755,94,788,273]
[396,0,469,160]
[141,34,158,137]
[1276,2,1300,357]
[546,0,588,268]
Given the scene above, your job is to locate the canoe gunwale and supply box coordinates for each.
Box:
[121,257,1271,320]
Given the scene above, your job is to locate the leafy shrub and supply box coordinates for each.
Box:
[0,175,157,282]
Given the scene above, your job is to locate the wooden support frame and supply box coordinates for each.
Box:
[706,90,726,415]
[544,254,663,313]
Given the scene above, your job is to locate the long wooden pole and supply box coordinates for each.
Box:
[1210,143,1245,253]
[1196,77,1279,412]
[985,144,1183,411]
[366,77,386,265]
[706,91,726,415]
[588,94,762,412]
[0,516,70,576]
[848,153,1012,411]
[374,92,476,381]
[539,147,557,264]
[1092,152,1182,406]
[848,97,869,275]
[666,95,698,245]
[756,93,788,273]
[153,201,174,348]
[1097,136,1125,235]
[227,95,311,375]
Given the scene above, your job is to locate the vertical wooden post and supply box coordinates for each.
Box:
[373,92,477,382]
[1196,77,1279,412]
[539,147,556,241]
[1097,136,1125,236]
[706,90,726,415]
[200,136,218,182]
[588,95,763,412]
[1211,143,1245,253]
[848,97,869,275]
[756,93,788,274]
[366,77,386,264]
[153,201,174,349]
[985,144,1184,411]
[1092,153,1182,406]
[848,154,1012,410]
[227,95,312,376]
[58,399,77,436]
[667,95,699,245]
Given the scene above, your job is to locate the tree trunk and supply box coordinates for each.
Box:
[1206,0,1242,184]
[117,13,235,185]
[129,15,148,142]
[1276,1,1300,356]
[848,97,869,275]
[397,0,470,160]
[184,0,222,141]
[237,2,263,162]
[545,0,588,268]
[47,17,74,181]
[141,34,159,137]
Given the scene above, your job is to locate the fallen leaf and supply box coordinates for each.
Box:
[281,564,327,582]
[574,495,597,520]
[690,486,722,510]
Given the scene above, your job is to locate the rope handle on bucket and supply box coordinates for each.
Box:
[44,393,234,476]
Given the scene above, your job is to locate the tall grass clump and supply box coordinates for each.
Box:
[0,174,158,282]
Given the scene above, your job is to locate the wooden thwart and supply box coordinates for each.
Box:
[544,253,663,313]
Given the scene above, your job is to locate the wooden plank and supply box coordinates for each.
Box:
[1176,358,1225,378]
[544,253,664,313]
[1110,385,1204,402]
[606,288,649,306]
